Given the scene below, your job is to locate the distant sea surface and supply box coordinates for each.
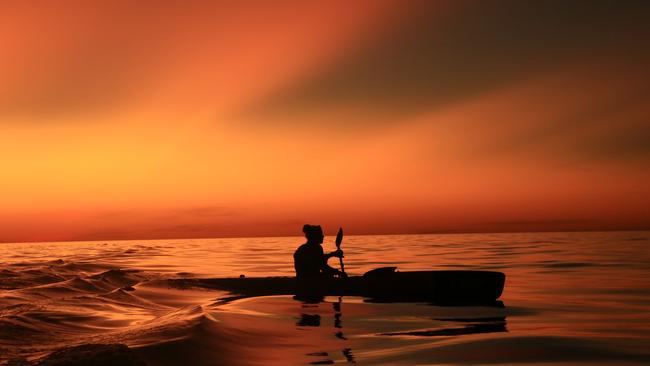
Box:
[1,231,649,365]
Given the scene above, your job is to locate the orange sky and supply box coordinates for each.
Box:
[1,1,649,243]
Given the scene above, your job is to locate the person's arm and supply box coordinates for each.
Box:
[325,249,343,259]
[320,246,346,277]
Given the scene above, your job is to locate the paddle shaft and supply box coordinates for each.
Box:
[336,242,345,274]
[335,227,345,275]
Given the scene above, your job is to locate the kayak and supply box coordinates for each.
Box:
[169,267,506,304]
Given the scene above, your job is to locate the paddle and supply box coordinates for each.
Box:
[335,227,345,276]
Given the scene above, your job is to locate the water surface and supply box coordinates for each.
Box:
[1,231,649,365]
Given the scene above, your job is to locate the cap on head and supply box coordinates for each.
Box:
[302,224,323,242]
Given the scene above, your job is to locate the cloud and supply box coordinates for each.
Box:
[581,124,650,161]
[479,74,650,162]
[0,1,400,121]
[0,3,171,119]
[240,0,650,125]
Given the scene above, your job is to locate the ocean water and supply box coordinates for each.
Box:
[1,231,649,365]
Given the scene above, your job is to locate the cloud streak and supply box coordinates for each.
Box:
[241,1,650,124]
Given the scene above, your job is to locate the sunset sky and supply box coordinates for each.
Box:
[1,1,649,243]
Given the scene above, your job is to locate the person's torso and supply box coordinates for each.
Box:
[293,243,324,278]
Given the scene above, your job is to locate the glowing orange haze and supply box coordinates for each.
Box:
[0,1,648,243]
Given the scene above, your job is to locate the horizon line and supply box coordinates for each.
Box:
[1,227,648,245]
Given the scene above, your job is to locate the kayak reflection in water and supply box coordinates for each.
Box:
[294,224,346,278]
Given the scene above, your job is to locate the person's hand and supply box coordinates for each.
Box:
[330,249,344,258]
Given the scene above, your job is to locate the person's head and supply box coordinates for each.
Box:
[302,224,324,244]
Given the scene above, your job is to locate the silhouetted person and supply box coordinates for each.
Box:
[294,224,345,278]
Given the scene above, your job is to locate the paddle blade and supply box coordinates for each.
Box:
[335,227,343,247]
